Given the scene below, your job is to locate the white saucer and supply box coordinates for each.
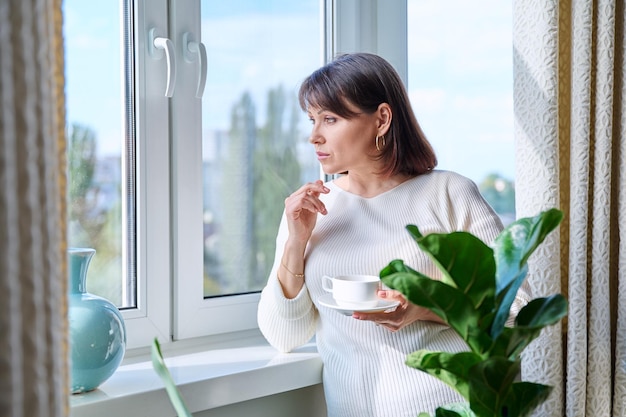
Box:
[318,294,400,316]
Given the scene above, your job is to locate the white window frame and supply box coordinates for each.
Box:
[329,0,407,83]
[120,0,171,349]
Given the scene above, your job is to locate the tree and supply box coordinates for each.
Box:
[208,86,305,295]
[219,92,256,293]
[252,86,303,287]
[67,123,123,305]
[68,123,101,240]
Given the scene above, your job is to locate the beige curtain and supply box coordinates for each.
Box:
[0,0,68,417]
[514,0,626,416]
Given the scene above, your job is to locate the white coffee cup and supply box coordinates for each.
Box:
[322,274,381,309]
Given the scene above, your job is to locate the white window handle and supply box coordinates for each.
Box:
[148,28,177,97]
[183,32,207,98]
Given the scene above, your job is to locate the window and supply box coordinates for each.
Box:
[65,2,128,307]
[407,0,516,223]
[173,0,408,339]
[64,0,329,347]
[198,1,322,298]
[65,0,171,348]
[65,0,455,348]
[64,0,512,348]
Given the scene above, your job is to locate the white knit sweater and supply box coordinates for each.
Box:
[258,170,528,417]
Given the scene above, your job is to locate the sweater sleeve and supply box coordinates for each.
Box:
[257,212,318,353]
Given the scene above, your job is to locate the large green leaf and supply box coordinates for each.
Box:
[380,258,420,277]
[418,403,477,417]
[490,209,563,338]
[152,338,193,417]
[487,295,567,359]
[516,294,568,328]
[406,350,483,400]
[381,270,478,325]
[503,382,553,417]
[490,264,528,336]
[467,357,520,416]
[381,270,488,349]
[435,403,477,417]
[493,209,563,289]
[486,326,542,360]
[406,226,496,316]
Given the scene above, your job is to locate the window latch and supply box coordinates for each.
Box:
[182,32,207,99]
[148,28,177,98]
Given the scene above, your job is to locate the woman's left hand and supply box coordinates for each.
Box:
[352,290,445,331]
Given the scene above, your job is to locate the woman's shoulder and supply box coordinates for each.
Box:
[405,170,484,203]
[411,169,477,188]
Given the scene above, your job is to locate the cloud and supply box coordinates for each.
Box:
[405,0,515,182]
[409,88,447,115]
[407,0,513,77]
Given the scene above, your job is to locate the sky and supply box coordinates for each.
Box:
[63,0,515,186]
[406,0,514,182]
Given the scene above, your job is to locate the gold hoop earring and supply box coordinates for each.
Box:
[375,135,386,151]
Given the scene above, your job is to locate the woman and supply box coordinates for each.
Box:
[257,53,529,417]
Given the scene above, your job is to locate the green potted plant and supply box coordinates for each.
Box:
[380,208,567,417]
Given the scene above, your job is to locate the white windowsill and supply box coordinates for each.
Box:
[69,331,323,417]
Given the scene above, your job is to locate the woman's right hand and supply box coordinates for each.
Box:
[284,180,330,243]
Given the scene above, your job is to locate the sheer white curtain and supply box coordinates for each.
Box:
[514,0,626,416]
[0,0,68,416]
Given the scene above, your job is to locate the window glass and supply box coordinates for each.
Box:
[64,1,135,307]
[200,0,322,297]
[407,0,515,224]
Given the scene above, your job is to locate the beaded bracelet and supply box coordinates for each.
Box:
[281,259,305,279]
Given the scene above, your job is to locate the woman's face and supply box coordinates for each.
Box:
[307,102,380,175]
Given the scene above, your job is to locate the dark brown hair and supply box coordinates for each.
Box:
[298,53,437,177]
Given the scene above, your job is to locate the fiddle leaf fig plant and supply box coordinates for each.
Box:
[380,208,567,417]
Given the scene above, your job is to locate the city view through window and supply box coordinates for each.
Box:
[199,0,322,297]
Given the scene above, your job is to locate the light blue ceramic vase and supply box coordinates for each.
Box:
[68,247,126,394]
